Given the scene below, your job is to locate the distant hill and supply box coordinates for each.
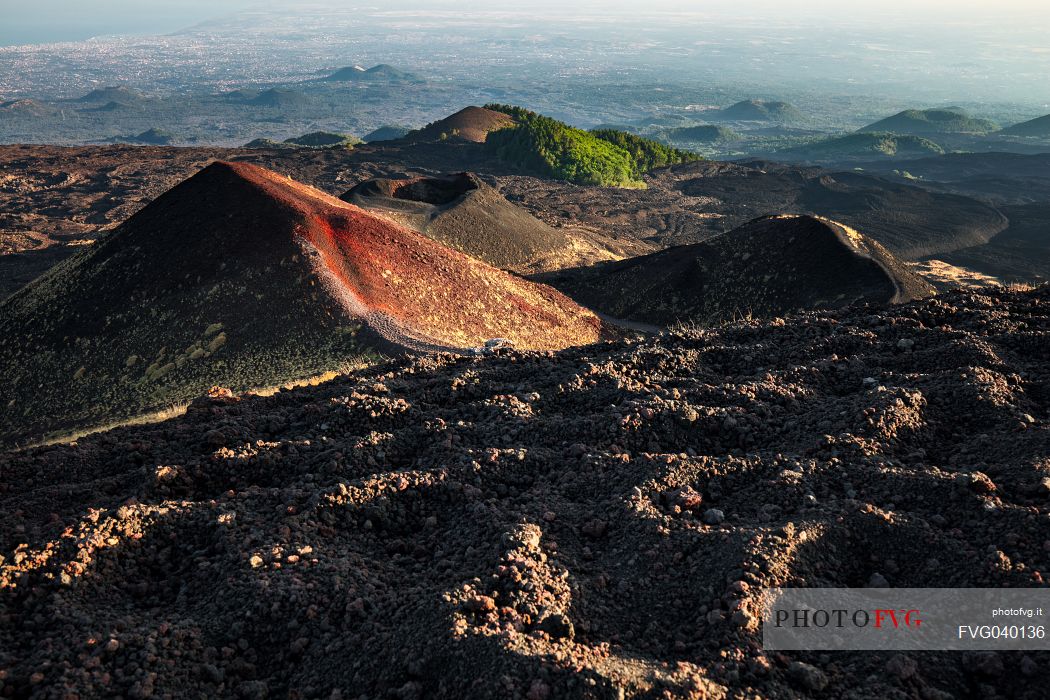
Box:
[342,172,582,273]
[319,64,419,82]
[363,125,412,142]
[76,86,142,104]
[83,100,133,113]
[715,100,803,123]
[248,88,313,109]
[782,132,945,160]
[242,138,290,149]
[128,128,176,145]
[483,104,699,187]
[541,215,934,326]
[245,133,360,149]
[647,160,1008,259]
[664,125,741,144]
[860,108,999,135]
[0,99,55,118]
[1001,114,1050,138]
[219,88,261,102]
[282,131,361,147]
[403,106,516,143]
[0,161,601,446]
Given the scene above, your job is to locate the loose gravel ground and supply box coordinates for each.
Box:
[2,286,1049,699]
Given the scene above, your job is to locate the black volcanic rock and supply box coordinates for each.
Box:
[795,171,1006,256]
[541,215,935,325]
[861,152,1050,206]
[2,283,1048,698]
[651,160,1008,259]
[938,202,1050,283]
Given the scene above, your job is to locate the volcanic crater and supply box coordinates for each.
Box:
[0,161,601,446]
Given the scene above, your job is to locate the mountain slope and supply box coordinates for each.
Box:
[0,162,601,446]
[541,215,934,325]
[860,108,998,135]
[1001,114,1050,138]
[320,64,418,82]
[403,106,516,143]
[484,105,698,187]
[716,100,803,123]
[249,89,313,109]
[483,113,638,187]
[363,125,412,142]
[282,132,361,148]
[781,132,944,160]
[75,86,143,104]
[650,160,1009,259]
[128,128,176,145]
[341,172,602,273]
[588,129,699,173]
[0,99,56,118]
[664,125,741,144]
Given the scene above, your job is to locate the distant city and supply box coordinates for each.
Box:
[1,3,1048,149]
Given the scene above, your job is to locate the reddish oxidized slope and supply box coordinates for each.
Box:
[211,161,601,350]
[0,161,603,445]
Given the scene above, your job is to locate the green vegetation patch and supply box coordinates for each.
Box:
[588,128,699,173]
[484,104,699,187]
[663,125,741,144]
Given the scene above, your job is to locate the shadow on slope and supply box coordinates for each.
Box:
[539,215,934,326]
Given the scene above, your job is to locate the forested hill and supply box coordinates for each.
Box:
[484,104,699,187]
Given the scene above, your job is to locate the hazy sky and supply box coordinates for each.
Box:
[0,1,255,46]
[1,0,1047,46]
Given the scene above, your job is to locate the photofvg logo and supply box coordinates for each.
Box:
[774,606,923,630]
[763,589,1050,651]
